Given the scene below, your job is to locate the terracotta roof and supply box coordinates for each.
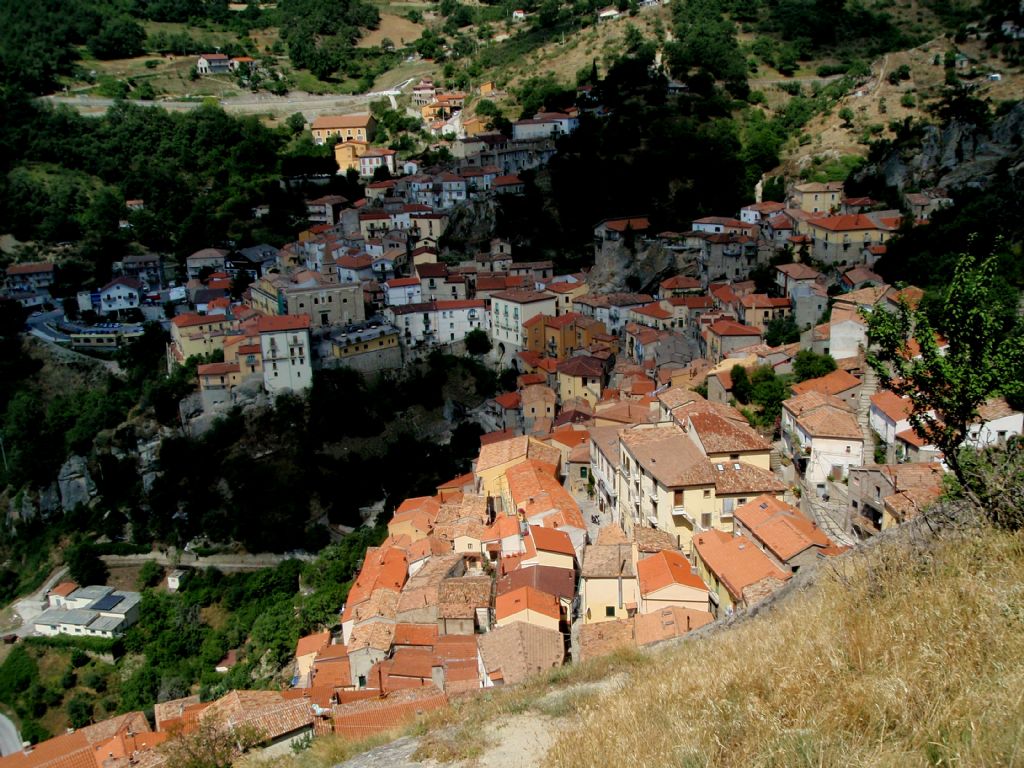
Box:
[578,619,635,662]
[49,581,78,598]
[637,550,708,595]
[296,631,331,659]
[496,565,575,602]
[693,530,791,602]
[807,214,890,232]
[256,314,310,333]
[734,494,837,562]
[393,623,440,648]
[870,390,913,422]
[790,369,860,398]
[708,320,761,337]
[600,217,650,233]
[312,113,373,130]
[330,687,448,740]
[6,261,55,275]
[582,543,635,579]
[795,403,862,440]
[437,576,492,619]
[477,622,564,685]
[775,263,820,280]
[634,606,714,646]
[688,411,770,454]
[495,586,561,621]
[976,396,1019,422]
[494,391,521,410]
[528,525,576,556]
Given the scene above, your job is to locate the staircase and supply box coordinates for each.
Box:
[857,365,879,461]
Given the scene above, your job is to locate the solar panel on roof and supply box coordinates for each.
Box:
[92,594,124,611]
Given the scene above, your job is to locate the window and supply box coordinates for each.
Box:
[703,489,711,498]
[701,512,712,529]
[674,490,683,506]
[580,467,588,478]
[605,606,616,617]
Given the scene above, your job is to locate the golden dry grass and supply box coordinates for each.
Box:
[549,526,1024,768]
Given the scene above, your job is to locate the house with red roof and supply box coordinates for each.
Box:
[637,550,710,614]
[733,494,845,570]
[703,319,762,363]
[692,529,791,615]
[869,389,914,445]
[805,212,901,264]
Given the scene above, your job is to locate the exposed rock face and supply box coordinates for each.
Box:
[589,240,694,293]
[870,102,1024,192]
[58,455,97,512]
[39,483,60,518]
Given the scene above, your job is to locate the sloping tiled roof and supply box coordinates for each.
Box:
[693,530,791,602]
[495,586,560,621]
[634,606,713,645]
[477,622,564,685]
[637,550,708,595]
[733,494,837,562]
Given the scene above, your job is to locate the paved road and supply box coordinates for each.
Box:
[11,566,69,638]
[41,78,417,118]
[0,713,21,757]
[25,309,68,342]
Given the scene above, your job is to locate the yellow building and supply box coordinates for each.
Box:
[617,422,784,554]
[494,586,561,631]
[792,181,844,214]
[806,213,900,265]
[168,312,234,366]
[311,113,376,145]
[474,435,562,498]
[524,313,578,359]
[334,140,369,174]
[692,529,790,616]
[580,542,639,624]
[556,356,605,406]
[544,280,588,315]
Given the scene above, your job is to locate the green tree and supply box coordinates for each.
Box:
[66,694,94,728]
[838,106,855,128]
[66,544,109,586]
[731,365,752,404]
[138,560,164,589]
[750,366,788,427]
[464,328,492,356]
[792,350,837,381]
[865,249,1024,514]
[765,316,800,346]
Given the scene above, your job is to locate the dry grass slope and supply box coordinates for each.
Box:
[550,524,1024,768]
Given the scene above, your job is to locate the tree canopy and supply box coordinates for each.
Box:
[865,248,1024,510]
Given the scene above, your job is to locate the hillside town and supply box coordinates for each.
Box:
[1,74,1022,767]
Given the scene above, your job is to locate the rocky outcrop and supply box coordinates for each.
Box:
[588,240,694,293]
[869,101,1024,192]
[57,455,97,512]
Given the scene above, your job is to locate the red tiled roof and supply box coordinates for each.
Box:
[256,314,311,333]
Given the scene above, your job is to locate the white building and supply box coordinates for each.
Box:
[258,314,313,394]
[383,277,422,306]
[34,586,141,639]
[782,392,864,495]
[869,390,912,445]
[359,148,398,178]
[99,277,143,315]
[384,299,486,347]
[489,290,557,359]
[511,112,579,142]
[965,397,1023,449]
